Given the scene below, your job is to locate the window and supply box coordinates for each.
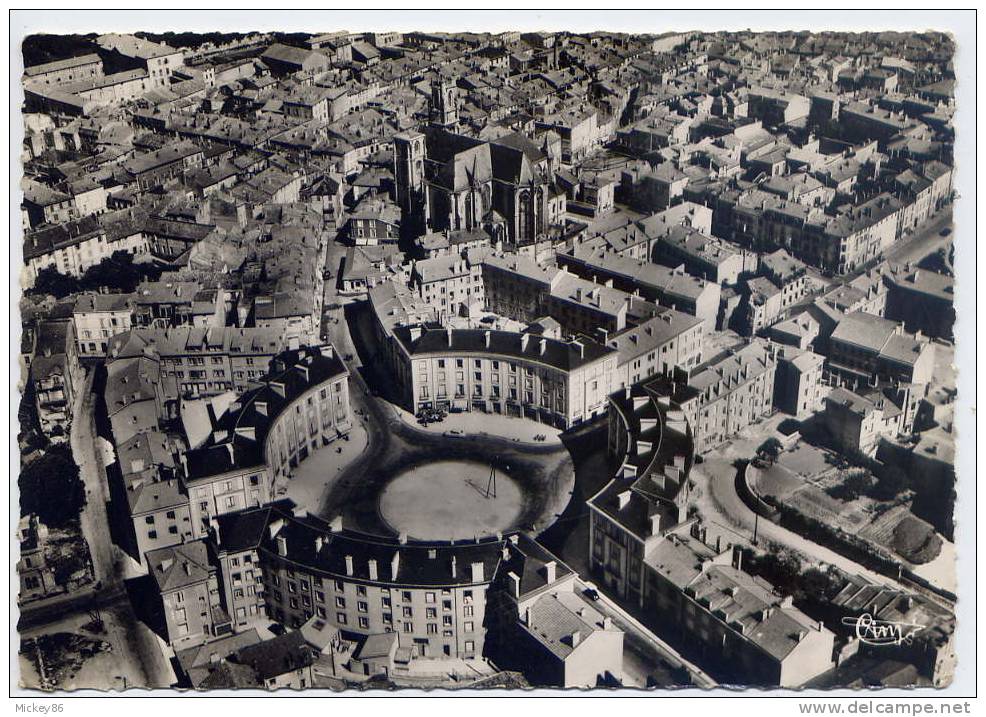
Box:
[426,623,438,635]
[464,606,473,617]
[337,612,347,625]
[358,616,369,629]
[464,640,475,654]
[402,607,413,618]
[356,585,367,597]
[425,592,435,603]
[402,591,412,601]
[426,608,437,619]
[336,597,346,608]
[358,601,368,613]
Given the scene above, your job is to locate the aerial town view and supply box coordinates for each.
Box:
[15,20,962,695]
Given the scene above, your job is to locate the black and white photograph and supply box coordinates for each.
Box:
[8,8,976,704]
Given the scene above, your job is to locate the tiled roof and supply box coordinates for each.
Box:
[146,539,214,593]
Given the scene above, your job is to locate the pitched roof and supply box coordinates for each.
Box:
[146,539,214,593]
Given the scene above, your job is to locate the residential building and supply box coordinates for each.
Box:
[389,325,618,428]
[72,293,134,358]
[30,318,80,440]
[774,347,826,419]
[648,340,778,454]
[825,312,935,390]
[145,539,231,649]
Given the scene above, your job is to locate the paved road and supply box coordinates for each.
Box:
[18,587,175,689]
[694,455,954,609]
[829,207,954,288]
[69,369,119,587]
[20,368,176,689]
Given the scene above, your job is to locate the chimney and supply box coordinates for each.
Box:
[539,338,547,355]
[328,516,343,532]
[391,550,401,580]
[470,561,485,583]
[368,559,378,581]
[570,631,582,647]
[649,512,663,536]
[617,490,632,509]
[544,560,556,584]
[603,616,613,630]
[732,545,743,571]
[508,571,521,597]
[484,330,491,348]
[344,555,354,576]
[450,556,457,578]
[213,522,222,546]
[314,536,324,553]
[524,606,532,626]
[276,535,287,556]
[446,326,453,345]
[182,561,191,576]
[521,333,530,351]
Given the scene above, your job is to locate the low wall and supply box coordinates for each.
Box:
[736,461,781,523]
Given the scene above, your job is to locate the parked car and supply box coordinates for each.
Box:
[583,587,600,601]
[940,227,952,236]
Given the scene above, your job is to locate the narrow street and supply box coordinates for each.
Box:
[18,367,176,689]
[573,578,716,689]
[69,368,117,587]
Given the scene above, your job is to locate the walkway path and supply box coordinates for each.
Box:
[695,453,956,611]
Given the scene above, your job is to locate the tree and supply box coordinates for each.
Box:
[80,251,163,294]
[873,465,910,500]
[30,267,80,299]
[757,437,783,462]
[18,445,86,528]
[827,470,875,502]
[30,252,165,301]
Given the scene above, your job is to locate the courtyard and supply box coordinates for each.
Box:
[379,460,524,541]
